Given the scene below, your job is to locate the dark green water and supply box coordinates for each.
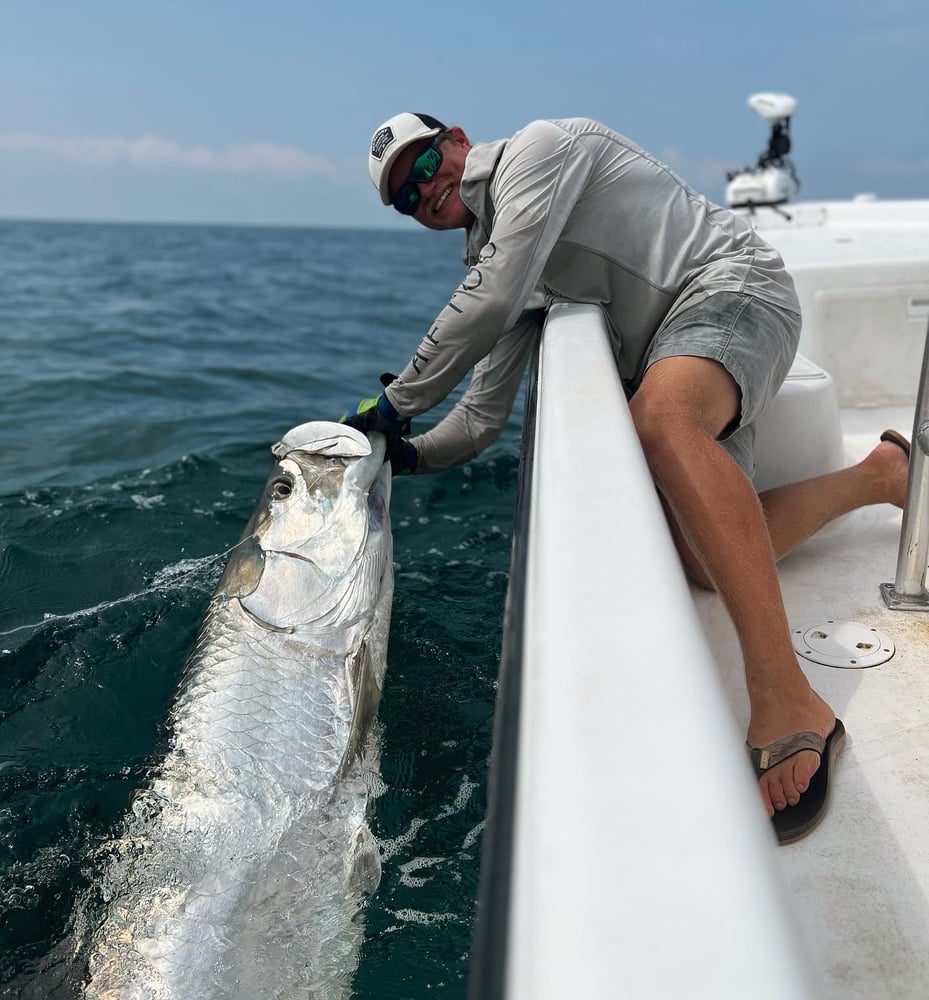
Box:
[0,220,524,997]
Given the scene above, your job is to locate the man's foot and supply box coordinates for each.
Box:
[748,689,835,818]
[867,430,910,509]
[748,720,847,843]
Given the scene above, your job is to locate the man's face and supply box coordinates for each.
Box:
[388,128,473,231]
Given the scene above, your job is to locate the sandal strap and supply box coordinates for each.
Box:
[746,731,826,774]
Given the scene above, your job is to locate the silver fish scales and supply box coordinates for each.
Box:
[81,421,393,999]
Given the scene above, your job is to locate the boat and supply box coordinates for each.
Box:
[468,94,929,998]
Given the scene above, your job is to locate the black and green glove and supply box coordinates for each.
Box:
[383,436,418,476]
[342,374,417,474]
[342,392,410,436]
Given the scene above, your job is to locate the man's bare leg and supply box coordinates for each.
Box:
[668,437,909,588]
[630,355,836,817]
[761,438,908,554]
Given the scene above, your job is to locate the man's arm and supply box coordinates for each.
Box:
[410,309,543,473]
[385,121,595,418]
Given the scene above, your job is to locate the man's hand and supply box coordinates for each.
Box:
[341,375,416,473]
[384,436,418,475]
[341,391,411,437]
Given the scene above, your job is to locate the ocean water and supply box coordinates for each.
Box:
[0,220,525,997]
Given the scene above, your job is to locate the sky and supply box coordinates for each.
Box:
[1,0,926,229]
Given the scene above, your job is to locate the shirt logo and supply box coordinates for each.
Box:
[371,127,394,160]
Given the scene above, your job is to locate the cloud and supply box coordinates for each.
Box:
[0,133,341,177]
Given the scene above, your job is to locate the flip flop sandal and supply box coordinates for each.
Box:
[747,719,847,845]
[880,429,911,458]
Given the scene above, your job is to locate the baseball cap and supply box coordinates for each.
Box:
[368,112,448,206]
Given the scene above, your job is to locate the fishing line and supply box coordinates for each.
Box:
[0,536,256,642]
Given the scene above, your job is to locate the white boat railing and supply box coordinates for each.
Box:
[469,303,822,999]
[882,320,929,610]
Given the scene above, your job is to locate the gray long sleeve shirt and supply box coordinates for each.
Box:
[393,117,799,473]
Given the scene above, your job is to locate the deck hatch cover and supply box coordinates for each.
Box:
[792,620,895,669]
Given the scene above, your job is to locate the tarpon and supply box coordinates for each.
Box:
[81,421,393,999]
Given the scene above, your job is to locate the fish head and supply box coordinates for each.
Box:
[216,421,392,629]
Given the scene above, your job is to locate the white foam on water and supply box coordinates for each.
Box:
[394,571,433,584]
[388,909,461,926]
[398,856,445,888]
[435,775,477,821]
[130,493,166,510]
[378,774,479,863]
[148,555,225,591]
[379,817,428,862]
[461,821,484,850]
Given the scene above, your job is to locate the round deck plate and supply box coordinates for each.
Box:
[792,620,895,669]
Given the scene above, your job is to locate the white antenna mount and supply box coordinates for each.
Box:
[725,92,800,211]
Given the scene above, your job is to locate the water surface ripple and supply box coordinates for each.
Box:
[0,220,523,998]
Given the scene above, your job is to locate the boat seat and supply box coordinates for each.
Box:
[752,353,845,493]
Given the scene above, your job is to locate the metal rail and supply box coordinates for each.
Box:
[468,303,821,999]
[882,320,929,610]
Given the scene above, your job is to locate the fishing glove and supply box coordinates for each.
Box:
[341,392,411,437]
[342,374,416,473]
[383,436,418,476]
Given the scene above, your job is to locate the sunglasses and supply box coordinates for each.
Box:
[392,138,445,216]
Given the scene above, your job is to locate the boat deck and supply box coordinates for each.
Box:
[693,402,929,998]
[468,199,929,1000]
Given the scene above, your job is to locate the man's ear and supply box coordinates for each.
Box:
[447,126,471,150]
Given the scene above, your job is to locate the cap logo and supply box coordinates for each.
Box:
[371,126,394,161]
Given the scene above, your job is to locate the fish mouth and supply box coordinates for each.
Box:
[272,420,371,461]
[273,421,386,493]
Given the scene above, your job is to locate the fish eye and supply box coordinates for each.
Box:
[270,476,294,500]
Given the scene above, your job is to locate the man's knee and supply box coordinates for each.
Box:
[631,356,741,441]
[629,391,696,470]
[630,419,666,476]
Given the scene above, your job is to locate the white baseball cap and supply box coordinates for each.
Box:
[368,112,447,206]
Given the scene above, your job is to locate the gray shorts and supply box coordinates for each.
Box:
[641,292,801,478]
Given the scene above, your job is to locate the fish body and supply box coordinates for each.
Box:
[83,421,393,999]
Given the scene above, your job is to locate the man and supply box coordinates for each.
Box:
[344,112,909,842]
